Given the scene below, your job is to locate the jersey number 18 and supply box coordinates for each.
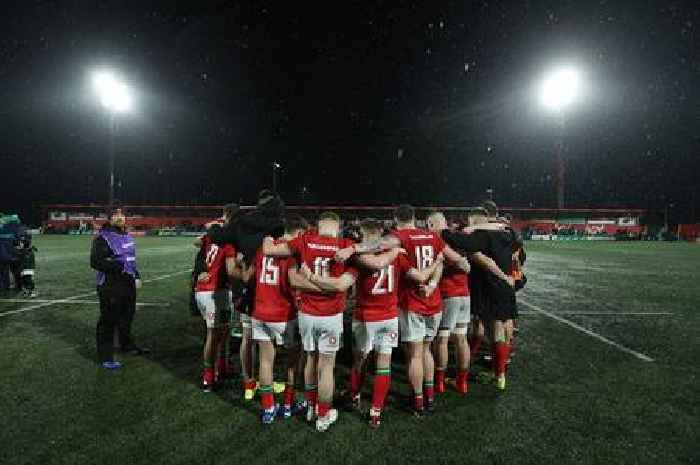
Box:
[414,245,434,270]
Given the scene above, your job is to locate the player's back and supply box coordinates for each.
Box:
[353,253,409,322]
[392,228,444,315]
[196,237,235,293]
[440,262,469,298]
[288,232,354,316]
[253,244,296,322]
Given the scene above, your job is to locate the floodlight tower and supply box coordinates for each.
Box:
[92,70,133,213]
[539,67,581,209]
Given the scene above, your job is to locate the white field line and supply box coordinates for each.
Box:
[519,298,655,362]
[0,299,170,307]
[518,310,673,316]
[0,269,191,318]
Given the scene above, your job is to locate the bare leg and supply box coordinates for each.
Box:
[203,328,219,368]
[240,326,254,384]
[406,341,424,409]
[317,352,337,406]
[258,341,276,387]
[422,340,435,386]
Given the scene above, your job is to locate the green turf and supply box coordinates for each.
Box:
[1,237,698,464]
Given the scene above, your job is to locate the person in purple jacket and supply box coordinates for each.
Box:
[90,207,148,369]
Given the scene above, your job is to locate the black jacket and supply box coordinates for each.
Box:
[208,196,285,264]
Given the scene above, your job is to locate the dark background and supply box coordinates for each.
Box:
[0,0,697,225]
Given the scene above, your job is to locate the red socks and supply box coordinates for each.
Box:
[435,369,446,393]
[203,367,215,384]
[456,370,469,394]
[317,401,331,418]
[413,393,424,411]
[350,369,364,397]
[371,369,391,411]
[283,384,295,407]
[494,342,511,376]
[304,385,318,411]
[259,385,274,410]
[424,382,435,402]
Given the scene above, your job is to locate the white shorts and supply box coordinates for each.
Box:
[252,317,298,349]
[352,318,399,355]
[196,290,232,329]
[399,310,442,343]
[298,312,343,353]
[439,296,471,337]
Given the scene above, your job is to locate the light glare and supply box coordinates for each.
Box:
[540,67,580,111]
[93,71,132,113]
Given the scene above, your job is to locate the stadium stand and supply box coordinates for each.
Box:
[41,204,663,240]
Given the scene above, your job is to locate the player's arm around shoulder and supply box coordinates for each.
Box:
[469,252,515,288]
[353,247,405,271]
[443,245,470,273]
[334,234,400,263]
[405,252,444,283]
[299,263,356,293]
[288,265,325,293]
[262,236,293,257]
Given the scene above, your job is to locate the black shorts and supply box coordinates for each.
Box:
[480,278,518,321]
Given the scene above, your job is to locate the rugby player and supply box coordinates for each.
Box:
[426,211,472,395]
[197,204,239,379]
[194,227,237,392]
[335,205,471,414]
[262,212,362,432]
[242,215,309,423]
[343,218,442,427]
[440,203,520,391]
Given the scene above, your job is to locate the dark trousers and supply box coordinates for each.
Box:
[10,261,23,290]
[0,261,9,290]
[96,280,136,363]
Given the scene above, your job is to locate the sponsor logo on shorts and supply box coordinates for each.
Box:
[328,336,338,347]
[389,331,398,341]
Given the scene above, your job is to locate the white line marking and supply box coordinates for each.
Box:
[519,298,655,362]
[0,299,170,307]
[0,269,191,318]
[518,310,673,316]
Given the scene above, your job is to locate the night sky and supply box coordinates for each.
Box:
[1,0,698,224]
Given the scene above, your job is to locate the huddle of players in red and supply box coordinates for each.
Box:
[193,203,523,432]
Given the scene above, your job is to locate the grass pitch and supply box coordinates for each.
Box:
[1,237,698,464]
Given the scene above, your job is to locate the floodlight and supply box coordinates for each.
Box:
[539,67,580,111]
[93,71,132,113]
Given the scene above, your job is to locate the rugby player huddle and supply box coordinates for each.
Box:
[192,201,525,432]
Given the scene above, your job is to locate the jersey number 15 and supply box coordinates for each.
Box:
[260,256,279,285]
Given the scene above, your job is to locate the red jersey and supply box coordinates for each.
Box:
[392,228,445,315]
[287,232,355,316]
[195,237,236,292]
[253,243,297,322]
[440,264,470,298]
[351,253,412,322]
